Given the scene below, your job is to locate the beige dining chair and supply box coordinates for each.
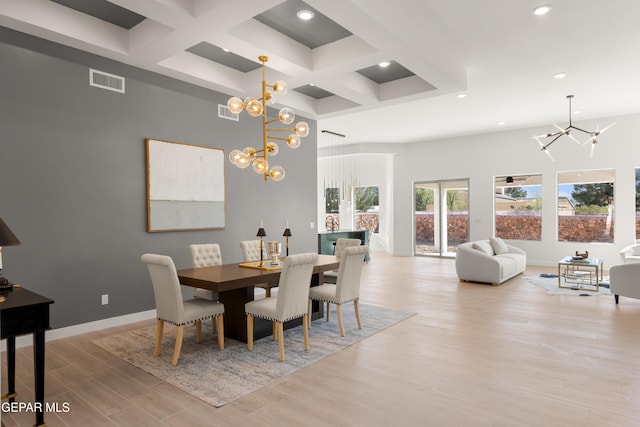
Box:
[240,240,278,297]
[308,245,368,336]
[189,243,222,332]
[245,252,318,361]
[323,238,362,284]
[141,253,225,366]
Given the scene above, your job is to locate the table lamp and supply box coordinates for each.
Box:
[0,216,21,291]
[282,225,292,256]
[256,222,267,266]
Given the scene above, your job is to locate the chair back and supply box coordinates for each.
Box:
[334,238,361,258]
[189,243,222,267]
[141,254,183,323]
[335,245,368,303]
[275,253,318,321]
[240,240,266,262]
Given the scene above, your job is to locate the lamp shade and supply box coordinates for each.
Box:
[0,217,20,246]
[256,227,267,237]
[283,228,292,237]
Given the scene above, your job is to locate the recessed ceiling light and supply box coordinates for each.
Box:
[297,10,314,20]
[573,110,581,115]
[221,48,230,52]
[553,72,566,79]
[456,93,467,99]
[379,61,391,68]
[533,4,552,16]
[498,122,506,126]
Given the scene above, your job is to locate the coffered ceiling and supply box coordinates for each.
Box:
[2,0,640,146]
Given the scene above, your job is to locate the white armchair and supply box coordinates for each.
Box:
[609,263,640,304]
[619,244,640,264]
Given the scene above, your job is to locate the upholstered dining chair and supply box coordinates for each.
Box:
[324,238,362,284]
[189,243,222,301]
[141,253,225,366]
[308,245,368,337]
[245,252,318,361]
[240,240,277,297]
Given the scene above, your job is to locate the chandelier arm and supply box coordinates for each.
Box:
[267,127,295,132]
[544,134,564,149]
[267,136,289,142]
[569,125,593,135]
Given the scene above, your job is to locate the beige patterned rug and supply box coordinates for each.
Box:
[92,303,414,407]
[526,274,612,296]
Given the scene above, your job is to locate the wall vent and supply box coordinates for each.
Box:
[218,104,239,121]
[90,69,125,93]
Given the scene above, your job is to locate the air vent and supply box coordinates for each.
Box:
[89,69,125,93]
[218,104,239,121]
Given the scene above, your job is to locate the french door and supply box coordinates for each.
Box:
[414,179,469,257]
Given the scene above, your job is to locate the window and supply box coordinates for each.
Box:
[354,186,379,234]
[495,174,542,241]
[325,187,340,230]
[557,170,614,243]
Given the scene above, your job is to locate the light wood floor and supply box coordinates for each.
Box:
[3,252,640,426]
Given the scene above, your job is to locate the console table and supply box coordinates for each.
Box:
[1,286,54,427]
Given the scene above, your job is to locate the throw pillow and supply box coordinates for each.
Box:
[490,237,509,255]
[473,240,495,256]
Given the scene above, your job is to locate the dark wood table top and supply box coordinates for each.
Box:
[177,254,340,292]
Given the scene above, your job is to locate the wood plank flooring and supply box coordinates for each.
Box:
[3,252,640,426]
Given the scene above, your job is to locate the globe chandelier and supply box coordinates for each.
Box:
[227,56,309,181]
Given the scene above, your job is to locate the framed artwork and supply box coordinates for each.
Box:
[145,138,225,232]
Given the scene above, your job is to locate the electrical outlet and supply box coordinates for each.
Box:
[101,294,108,305]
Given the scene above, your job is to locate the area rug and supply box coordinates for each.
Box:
[526,274,612,296]
[92,303,414,407]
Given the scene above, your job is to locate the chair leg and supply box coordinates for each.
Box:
[172,325,184,366]
[307,299,312,327]
[277,322,285,361]
[336,304,345,337]
[195,320,202,343]
[326,302,331,321]
[303,314,309,351]
[354,299,362,330]
[153,319,164,357]
[216,315,224,350]
[615,294,619,304]
[212,317,216,333]
[265,287,271,298]
[247,315,254,351]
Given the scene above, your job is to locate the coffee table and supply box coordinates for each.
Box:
[557,257,603,292]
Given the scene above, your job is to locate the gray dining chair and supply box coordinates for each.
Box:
[245,252,318,361]
[309,245,368,336]
[141,253,225,365]
[324,238,362,284]
[240,240,278,297]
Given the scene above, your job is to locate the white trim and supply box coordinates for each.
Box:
[0,309,156,351]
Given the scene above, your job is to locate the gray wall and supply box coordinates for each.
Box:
[0,28,318,329]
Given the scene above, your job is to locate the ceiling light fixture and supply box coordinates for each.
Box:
[227,56,309,181]
[297,10,314,20]
[533,4,552,16]
[456,92,467,99]
[378,61,391,68]
[553,72,566,79]
[533,95,615,161]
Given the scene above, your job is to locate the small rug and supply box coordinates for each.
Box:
[526,274,611,296]
[92,303,414,407]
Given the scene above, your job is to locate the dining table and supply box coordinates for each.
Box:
[177,254,340,342]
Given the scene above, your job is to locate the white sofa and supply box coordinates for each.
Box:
[455,239,526,285]
[619,244,640,264]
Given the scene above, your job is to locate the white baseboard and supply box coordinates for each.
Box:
[0,309,156,351]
